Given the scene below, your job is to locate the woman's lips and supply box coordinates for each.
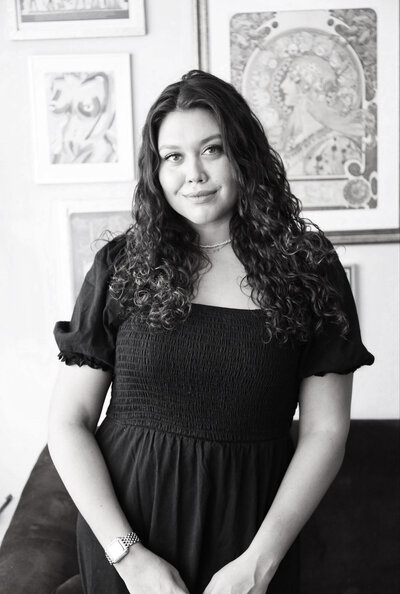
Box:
[181,190,217,203]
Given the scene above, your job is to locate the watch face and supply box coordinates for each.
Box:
[107,539,127,563]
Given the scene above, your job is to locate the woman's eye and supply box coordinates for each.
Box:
[203,144,223,156]
[164,153,181,162]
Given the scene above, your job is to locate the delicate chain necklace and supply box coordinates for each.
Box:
[199,238,232,249]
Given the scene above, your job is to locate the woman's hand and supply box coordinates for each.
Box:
[116,543,190,594]
[202,550,272,594]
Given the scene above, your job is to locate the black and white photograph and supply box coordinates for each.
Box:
[18,1,130,23]
[0,1,398,593]
[8,0,146,39]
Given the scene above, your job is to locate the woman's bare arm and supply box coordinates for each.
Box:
[48,364,133,545]
[48,363,189,594]
[203,372,353,593]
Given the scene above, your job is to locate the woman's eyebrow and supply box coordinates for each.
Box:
[158,134,222,151]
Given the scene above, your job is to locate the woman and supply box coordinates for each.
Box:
[48,70,374,594]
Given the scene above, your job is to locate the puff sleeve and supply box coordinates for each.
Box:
[54,238,124,372]
[299,255,374,378]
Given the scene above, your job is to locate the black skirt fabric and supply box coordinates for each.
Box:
[77,419,299,594]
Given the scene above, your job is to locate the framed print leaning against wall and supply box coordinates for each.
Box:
[8,0,146,40]
[29,54,134,184]
[196,0,399,243]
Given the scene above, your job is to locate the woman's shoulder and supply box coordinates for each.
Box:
[93,233,128,274]
[291,229,345,285]
[302,228,333,248]
[293,228,336,266]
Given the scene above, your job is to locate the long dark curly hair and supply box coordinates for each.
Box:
[111,70,348,342]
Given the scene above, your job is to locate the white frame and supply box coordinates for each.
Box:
[55,197,132,315]
[343,263,357,300]
[196,0,399,241]
[29,54,134,184]
[8,0,146,40]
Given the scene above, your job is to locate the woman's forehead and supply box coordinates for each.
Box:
[157,108,221,148]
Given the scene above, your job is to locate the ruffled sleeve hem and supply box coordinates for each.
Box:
[301,349,375,378]
[53,237,126,372]
[298,255,375,380]
[57,351,112,372]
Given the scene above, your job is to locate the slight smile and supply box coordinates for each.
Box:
[181,189,218,203]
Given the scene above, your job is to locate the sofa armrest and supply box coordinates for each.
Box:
[0,446,80,594]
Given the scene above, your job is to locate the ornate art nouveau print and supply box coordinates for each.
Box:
[231,9,377,210]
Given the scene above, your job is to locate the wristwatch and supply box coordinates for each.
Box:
[104,531,140,565]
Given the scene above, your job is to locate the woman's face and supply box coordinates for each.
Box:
[157,108,237,233]
[280,74,299,106]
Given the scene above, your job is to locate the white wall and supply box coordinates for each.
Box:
[335,242,399,419]
[0,0,398,543]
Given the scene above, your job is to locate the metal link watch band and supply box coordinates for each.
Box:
[120,531,140,548]
[105,531,141,565]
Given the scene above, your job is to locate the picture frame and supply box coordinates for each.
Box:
[55,198,132,314]
[29,54,134,184]
[343,263,356,298]
[8,0,146,40]
[195,0,400,244]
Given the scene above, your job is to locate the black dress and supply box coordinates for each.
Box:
[54,239,374,594]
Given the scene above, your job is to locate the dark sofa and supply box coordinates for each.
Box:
[0,420,398,594]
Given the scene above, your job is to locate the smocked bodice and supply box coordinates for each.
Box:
[107,304,300,442]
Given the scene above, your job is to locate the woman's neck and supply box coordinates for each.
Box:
[191,221,231,247]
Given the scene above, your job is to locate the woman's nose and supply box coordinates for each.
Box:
[186,157,207,183]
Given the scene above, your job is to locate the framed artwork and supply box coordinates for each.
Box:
[55,198,132,312]
[29,54,134,184]
[196,0,399,243]
[343,263,356,297]
[8,0,146,40]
